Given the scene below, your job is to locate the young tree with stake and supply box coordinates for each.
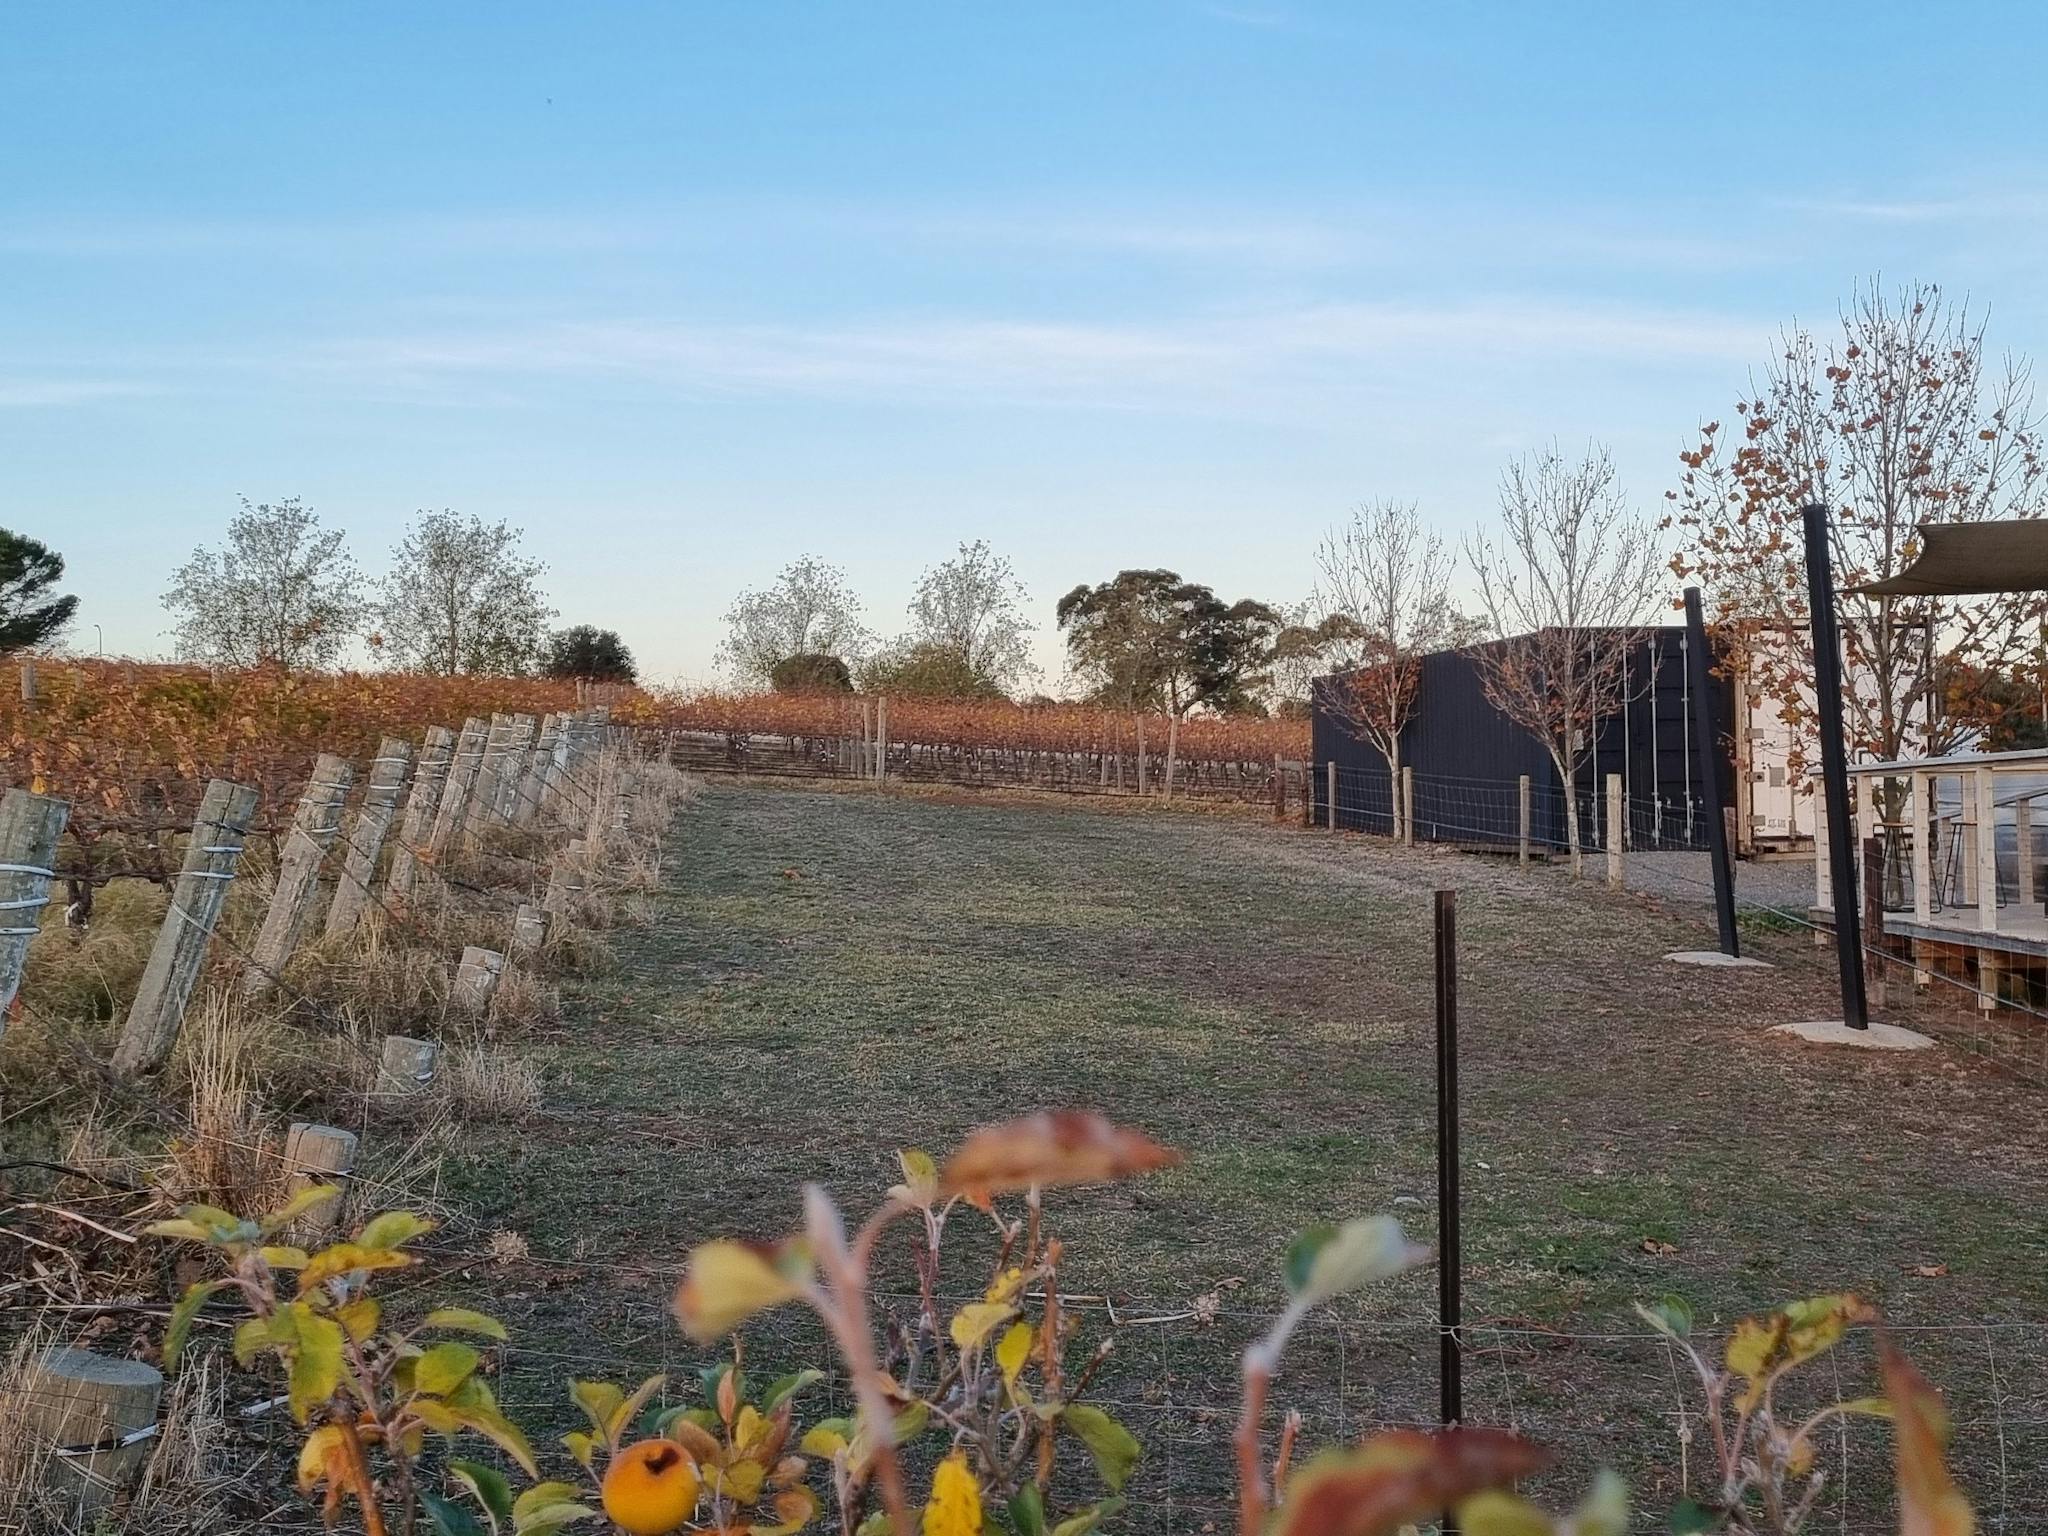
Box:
[1465,445,1663,874]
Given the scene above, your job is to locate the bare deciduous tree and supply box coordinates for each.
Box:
[1465,444,1663,872]
[1311,500,1464,822]
[374,510,553,675]
[719,556,872,687]
[1669,280,2047,782]
[902,539,1037,695]
[163,497,365,669]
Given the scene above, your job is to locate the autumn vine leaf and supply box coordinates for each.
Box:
[937,1110,1181,1205]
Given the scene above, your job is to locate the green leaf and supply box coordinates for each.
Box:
[570,1379,625,1438]
[164,1280,224,1371]
[1636,1296,1694,1341]
[514,1484,585,1521]
[423,1490,488,1536]
[1050,1498,1125,1536]
[444,1376,539,1478]
[760,1368,824,1413]
[422,1308,510,1342]
[1668,1498,1721,1536]
[1060,1404,1140,1492]
[232,1317,271,1370]
[1008,1484,1047,1536]
[287,1307,347,1424]
[892,1399,930,1445]
[260,1184,344,1235]
[515,1504,599,1535]
[357,1210,436,1250]
[416,1342,482,1398]
[450,1459,515,1525]
[1284,1216,1429,1305]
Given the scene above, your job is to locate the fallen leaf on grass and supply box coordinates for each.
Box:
[1641,1239,1678,1258]
[1907,1263,1949,1278]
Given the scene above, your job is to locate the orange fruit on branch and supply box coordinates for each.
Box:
[601,1438,702,1536]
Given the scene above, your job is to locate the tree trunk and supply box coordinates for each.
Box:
[1387,736,1402,838]
[1558,748,1583,878]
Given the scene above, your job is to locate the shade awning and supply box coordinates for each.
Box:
[1847,519,2048,597]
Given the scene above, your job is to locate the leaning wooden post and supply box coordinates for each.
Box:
[242,753,354,999]
[1517,774,1532,864]
[378,1034,440,1096]
[512,715,559,827]
[465,714,518,834]
[384,725,458,915]
[321,736,413,941]
[543,839,588,916]
[511,901,550,960]
[111,779,259,1076]
[453,945,505,1014]
[0,788,70,1029]
[281,1122,356,1242]
[490,713,538,823]
[426,717,490,863]
[1605,773,1624,890]
[23,1347,163,1517]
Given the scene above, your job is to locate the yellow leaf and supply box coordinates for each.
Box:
[296,1424,351,1495]
[414,1341,481,1397]
[335,1297,381,1344]
[356,1210,436,1251]
[922,1450,983,1536]
[802,1421,851,1458]
[420,1307,509,1341]
[260,1245,311,1270]
[672,1240,805,1342]
[722,1456,767,1503]
[1458,1491,1555,1536]
[892,1149,940,1206]
[260,1184,343,1235]
[286,1306,347,1424]
[297,1243,415,1291]
[996,1322,1034,1387]
[949,1302,1015,1353]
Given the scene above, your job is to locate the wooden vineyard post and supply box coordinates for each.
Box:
[384,725,458,914]
[464,714,517,835]
[378,1034,440,1096]
[0,788,70,1029]
[427,717,490,863]
[22,1347,164,1516]
[243,753,355,1000]
[19,656,37,702]
[511,901,550,960]
[1402,765,1416,846]
[1326,761,1337,831]
[322,736,413,941]
[513,714,559,827]
[112,779,259,1076]
[281,1122,356,1242]
[1272,754,1284,821]
[543,839,587,916]
[453,945,505,1014]
[876,696,890,784]
[489,713,538,824]
[1606,774,1624,890]
[1517,775,1532,864]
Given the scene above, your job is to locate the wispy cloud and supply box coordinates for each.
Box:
[0,377,147,407]
[290,294,1766,415]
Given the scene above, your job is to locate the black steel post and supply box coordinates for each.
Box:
[1802,503,1870,1029]
[1683,587,1741,957]
[1434,889,1462,1431]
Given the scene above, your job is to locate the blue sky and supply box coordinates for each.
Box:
[9,2,2048,684]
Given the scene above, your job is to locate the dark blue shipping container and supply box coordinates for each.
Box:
[1309,626,1736,854]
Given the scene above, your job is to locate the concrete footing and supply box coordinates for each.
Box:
[1770,1019,1934,1051]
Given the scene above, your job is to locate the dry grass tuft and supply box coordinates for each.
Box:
[441,1043,544,1123]
[0,1325,61,1533]
[129,1347,230,1527]
[160,991,281,1214]
[484,962,558,1032]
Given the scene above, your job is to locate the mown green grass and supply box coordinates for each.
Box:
[430,782,2048,1529]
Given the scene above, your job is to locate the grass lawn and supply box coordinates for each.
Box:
[423,781,2048,1532]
